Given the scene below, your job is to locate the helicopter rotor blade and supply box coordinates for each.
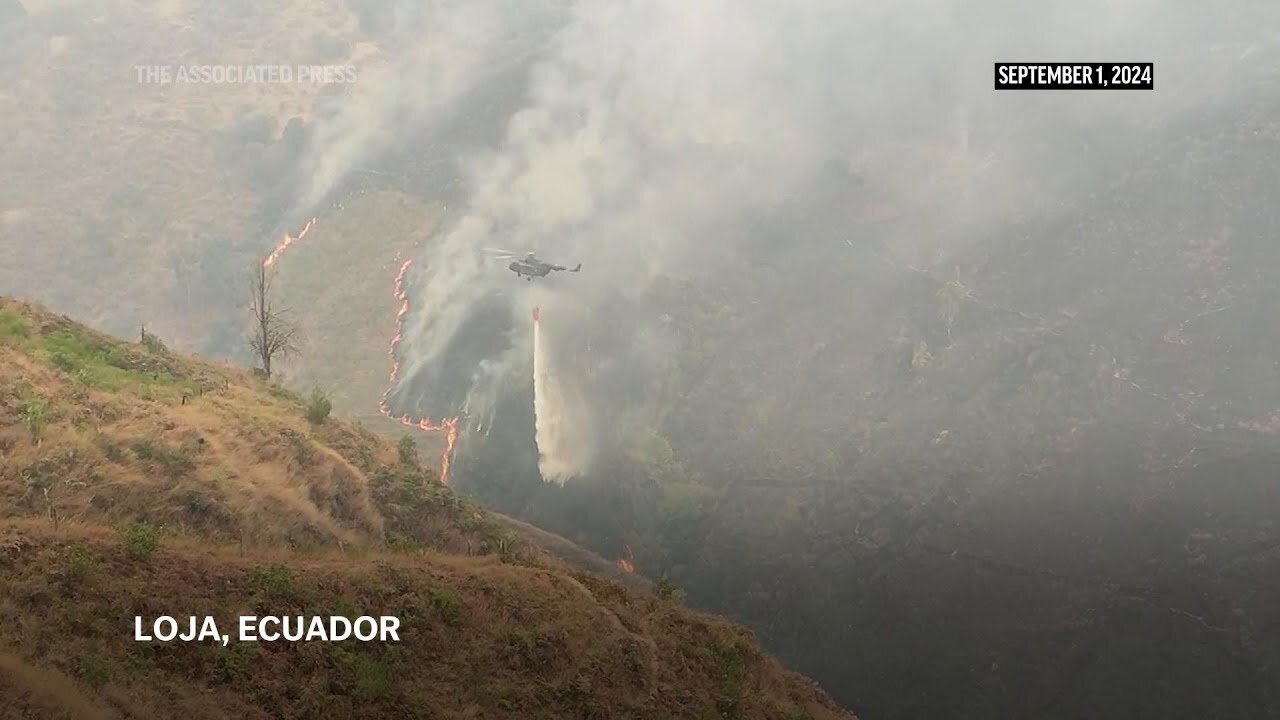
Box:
[483,247,532,259]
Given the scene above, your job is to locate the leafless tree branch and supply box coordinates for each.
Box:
[248,259,300,378]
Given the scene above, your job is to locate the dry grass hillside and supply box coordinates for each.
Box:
[0,522,848,720]
[0,296,492,552]
[0,297,853,719]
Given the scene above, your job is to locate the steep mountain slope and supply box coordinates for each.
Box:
[0,297,853,719]
[1,522,845,720]
[459,73,1280,717]
[0,297,487,551]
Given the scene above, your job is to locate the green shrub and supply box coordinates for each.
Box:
[95,436,126,463]
[248,564,295,598]
[131,439,157,461]
[429,589,464,626]
[349,654,394,700]
[208,642,259,684]
[306,388,332,424]
[655,576,686,604]
[710,641,747,706]
[398,434,417,465]
[267,383,302,403]
[51,352,78,373]
[130,439,196,478]
[185,490,215,519]
[0,308,29,341]
[385,533,423,552]
[62,543,100,580]
[20,394,48,441]
[140,330,167,354]
[121,522,162,559]
[77,658,110,687]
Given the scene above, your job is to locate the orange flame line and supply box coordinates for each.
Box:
[262,219,459,484]
[263,217,317,268]
[377,257,461,485]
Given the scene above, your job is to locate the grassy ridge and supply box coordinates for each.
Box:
[0,297,503,552]
[0,297,853,719]
[0,522,845,720]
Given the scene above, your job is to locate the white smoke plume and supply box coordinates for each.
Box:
[288,1,566,221]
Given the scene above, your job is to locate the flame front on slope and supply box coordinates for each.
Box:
[263,218,317,268]
[260,220,459,483]
[378,258,461,485]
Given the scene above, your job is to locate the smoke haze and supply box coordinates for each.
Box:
[312,0,1280,479]
[288,1,567,223]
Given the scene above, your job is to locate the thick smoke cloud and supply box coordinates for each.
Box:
[288,0,565,222]
[303,0,1280,480]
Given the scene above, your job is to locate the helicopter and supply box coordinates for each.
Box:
[485,248,582,280]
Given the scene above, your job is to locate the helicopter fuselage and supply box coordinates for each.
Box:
[509,260,556,278]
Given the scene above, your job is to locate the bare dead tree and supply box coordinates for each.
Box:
[248,260,300,378]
